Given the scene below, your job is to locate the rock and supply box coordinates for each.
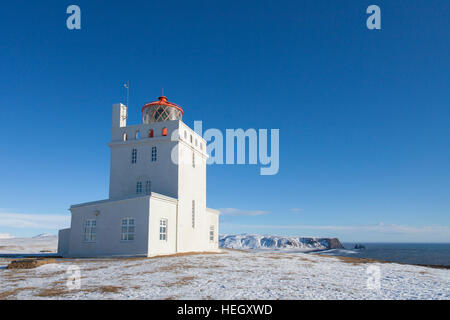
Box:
[326,238,344,249]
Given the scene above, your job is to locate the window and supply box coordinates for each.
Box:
[145,180,151,194]
[135,131,141,140]
[122,132,128,141]
[184,131,187,139]
[83,219,96,242]
[136,181,142,194]
[190,135,193,143]
[152,147,157,162]
[195,139,198,147]
[148,129,154,138]
[192,152,195,168]
[210,226,215,242]
[160,219,167,241]
[162,127,168,136]
[192,200,195,228]
[200,143,203,151]
[131,148,137,164]
[121,218,135,241]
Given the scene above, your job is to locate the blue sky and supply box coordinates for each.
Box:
[0,1,449,242]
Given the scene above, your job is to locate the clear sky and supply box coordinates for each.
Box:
[0,1,449,242]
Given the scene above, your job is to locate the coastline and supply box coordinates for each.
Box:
[311,251,450,270]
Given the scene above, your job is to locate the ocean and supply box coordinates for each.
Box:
[317,243,450,267]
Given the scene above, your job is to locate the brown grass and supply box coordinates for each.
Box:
[159,264,197,272]
[3,276,27,283]
[315,253,450,269]
[134,270,157,275]
[0,287,37,299]
[148,251,225,259]
[205,264,226,268]
[221,248,248,253]
[265,254,297,260]
[298,257,315,263]
[83,266,108,271]
[266,255,283,260]
[36,287,69,298]
[98,286,123,293]
[166,276,196,287]
[7,259,56,270]
[35,285,124,298]
[319,255,389,266]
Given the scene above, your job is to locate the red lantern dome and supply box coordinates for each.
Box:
[142,96,183,124]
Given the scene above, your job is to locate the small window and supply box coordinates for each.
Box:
[131,148,137,164]
[145,180,151,194]
[121,218,135,241]
[210,226,215,242]
[192,200,195,228]
[200,143,203,151]
[135,131,141,140]
[184,131,187,139]
[192,152,195,168]
[122,132,128,141]
[136,181,142,194]
[190,135,193,143]
[149,129,154,138]
[162,127,168,136]
[83,219,96,242]
[195,139,198,147]
[160,219,167,241]
[152,147,157,162]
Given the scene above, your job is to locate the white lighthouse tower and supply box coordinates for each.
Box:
[58,96,219,257]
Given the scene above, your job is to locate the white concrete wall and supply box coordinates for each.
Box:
[67,196,151,257]
[148,194,178,256]
[108,121,179,200]
[112,103,127,128]
[57,228,71,257]
[206,208,220,251]
[176,125,213,252]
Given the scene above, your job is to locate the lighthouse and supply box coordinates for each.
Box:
[58,96,219,257]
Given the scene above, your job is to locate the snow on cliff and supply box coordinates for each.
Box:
[0,234,15,239]
[0,235,57,254]
[219,234,343,251]
[32,233,56,238]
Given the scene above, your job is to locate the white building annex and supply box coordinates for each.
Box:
[58,96,219,257]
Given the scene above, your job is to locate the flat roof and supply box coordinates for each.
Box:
[70,192,178,209]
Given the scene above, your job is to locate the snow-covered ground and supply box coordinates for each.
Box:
[0,236,449,300]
